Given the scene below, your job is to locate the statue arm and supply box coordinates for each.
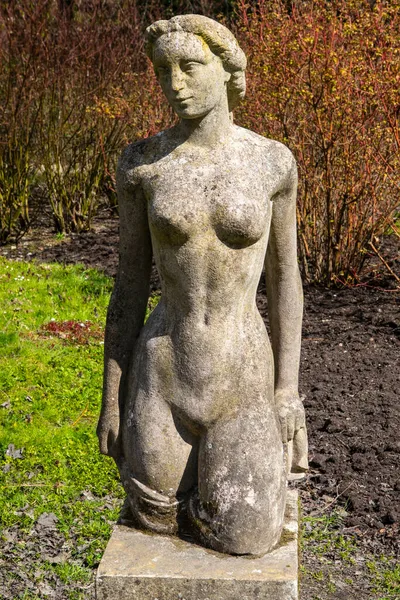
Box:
[265,151,308,473]
[97,150,152,458]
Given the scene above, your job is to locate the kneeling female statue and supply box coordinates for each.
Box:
[97,14,308,556]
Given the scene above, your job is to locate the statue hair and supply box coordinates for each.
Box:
[145,15,246,112]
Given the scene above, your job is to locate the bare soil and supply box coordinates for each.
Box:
[1,211,399,599]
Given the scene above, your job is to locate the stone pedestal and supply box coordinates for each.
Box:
[96,489,299,600]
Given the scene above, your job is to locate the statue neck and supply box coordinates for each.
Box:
[175,97,233,149]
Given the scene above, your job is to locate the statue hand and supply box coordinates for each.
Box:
[275,389,305,443]
[275,389,308,475]
[96,408,122,459]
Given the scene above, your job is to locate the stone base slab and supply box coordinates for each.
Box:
[96,489,299,600]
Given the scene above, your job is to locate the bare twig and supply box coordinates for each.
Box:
[369,241,400,285]
[1,483,66,488]
[389,218,400,240]
[311,483,354,516]
[334,434,348,449]
[71,401,89,427]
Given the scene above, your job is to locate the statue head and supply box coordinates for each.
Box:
[145,15,246,118]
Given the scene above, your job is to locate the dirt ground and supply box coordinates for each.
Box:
[1,211,399,599]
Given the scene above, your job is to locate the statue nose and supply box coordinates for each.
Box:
[170,67,184,92]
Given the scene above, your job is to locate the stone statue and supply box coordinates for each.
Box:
[97,14,308,556]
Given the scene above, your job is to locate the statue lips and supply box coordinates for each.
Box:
[174,95,193,106]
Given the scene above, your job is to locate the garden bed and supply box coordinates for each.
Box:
[0,214,399,599]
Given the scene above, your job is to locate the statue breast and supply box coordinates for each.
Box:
[144,159,271,249]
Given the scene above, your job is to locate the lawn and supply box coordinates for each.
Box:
[0,258,123,598]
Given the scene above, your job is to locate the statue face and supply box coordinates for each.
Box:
[153,31,230,119]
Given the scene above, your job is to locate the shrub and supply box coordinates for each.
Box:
[0,143,36,244]
[0,1,44,243]
[0,0,222,235]
[0,0,398,284]
[0,1,152,235]
[234,0,400,283]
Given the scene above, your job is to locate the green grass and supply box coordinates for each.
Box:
[0,258,125,596]
[302,510,357,563]
[301,510,400,599]
[367,557,400,600]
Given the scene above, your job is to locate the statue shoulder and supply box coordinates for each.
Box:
[117,132,168,189]
[235,127,297,183]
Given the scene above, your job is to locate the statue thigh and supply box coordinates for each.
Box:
[194,403,287,555]
[122,386,198,498]
[121,384,286,554]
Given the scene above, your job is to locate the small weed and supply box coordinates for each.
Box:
[50,562,92,584]
[302,511,357,562]
[326,577,336,594]
[367,557,400,599]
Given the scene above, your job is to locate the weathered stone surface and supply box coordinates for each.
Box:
[96,490,299,600]
[97,13,308,556]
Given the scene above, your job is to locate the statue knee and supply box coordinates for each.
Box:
[215,507,283,555]
[189,491,284,555]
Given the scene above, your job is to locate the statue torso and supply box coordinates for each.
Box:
[122,126,292,426]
